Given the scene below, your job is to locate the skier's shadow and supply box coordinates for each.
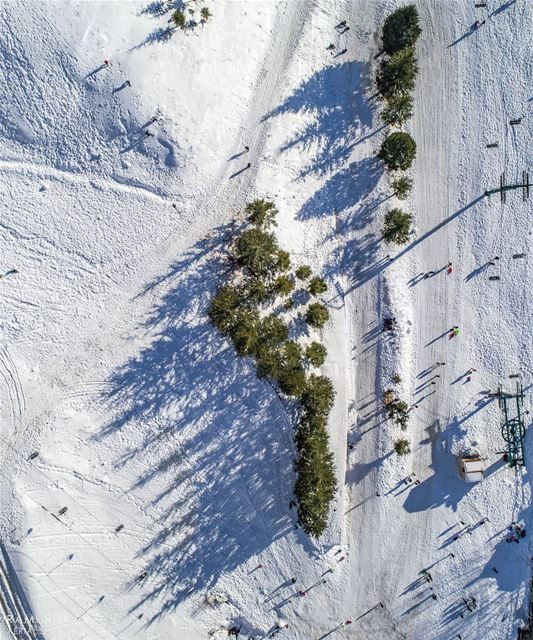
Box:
[229,165,251,179]
[465,262,490,281]
[227,151,247,161]
[112,82,130,94]
[83,64,107,80]
[448,22,480,48]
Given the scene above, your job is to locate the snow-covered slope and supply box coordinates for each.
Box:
[0,0,531,639]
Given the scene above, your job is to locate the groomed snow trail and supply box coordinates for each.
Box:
[342,2,532,640]
[0,1,531,639]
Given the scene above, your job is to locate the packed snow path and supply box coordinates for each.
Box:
[0,1,531,639]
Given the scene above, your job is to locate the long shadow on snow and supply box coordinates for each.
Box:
[262,60,386,283]
[261,60,375,179]
[95,224,297,623]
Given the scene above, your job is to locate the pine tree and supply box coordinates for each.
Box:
[200,6,211,21]
[295,265,312,280]
[308,277,328,296]
[381,93,414,126]
[376,47,418,100]
[258,314,288,345]
[381,208,413,244]
[394,438,411,455]
[382,5,421,55]
[305,303,329,329]
[276,250,291,272]
[392,176,413,199]
[245,198,278,228]
[273,275,294,297]
[171,9,186,30]
[301,374,335,418]
[208,285,241,334]
[378,132,417,171]
[305,342,327,367]
[229,309,259,356]
[235,228,279,276]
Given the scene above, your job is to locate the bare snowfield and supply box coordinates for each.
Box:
[0,0,531,639]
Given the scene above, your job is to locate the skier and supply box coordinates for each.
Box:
[424,271,435,279]
[447,262,453,274]
[125,80,131,87]
[244,145,249,152]
[338,48,348,55]
[348,442,355,450]
[104,58,110,66]
[145,130,153,137]
[137,571,148,581]
[246,162,251,169]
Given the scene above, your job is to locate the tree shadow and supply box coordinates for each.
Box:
[130,26,175,51]
[261,59,390,283]
[95,224,298,623]
[262,60,375,179]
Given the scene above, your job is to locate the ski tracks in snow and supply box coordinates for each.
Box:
[0,158,173,206]
[0,346,27,467]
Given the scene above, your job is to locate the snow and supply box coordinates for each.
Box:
[0,0,531,639]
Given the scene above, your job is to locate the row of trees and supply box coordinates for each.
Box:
[209,199,336,537]
[376,5,421,245]
[384,381,411,456]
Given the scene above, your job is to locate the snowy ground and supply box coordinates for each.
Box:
[0,0,531,639]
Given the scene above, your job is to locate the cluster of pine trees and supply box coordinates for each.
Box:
[376,5,422,245]
[171,2,212,31]
[209,199,336,538]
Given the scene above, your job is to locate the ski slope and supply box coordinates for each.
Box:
[0,1,531,639]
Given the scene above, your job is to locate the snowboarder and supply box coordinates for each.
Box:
[115,524,124,533]
[348,442,355,450]
[467,368,477,374]
[338,48,348,55]
[145,130,153,137]
[326,43,335,51]
[137,571,148,581]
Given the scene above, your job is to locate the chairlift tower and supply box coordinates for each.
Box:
[485,172,530,202]
[498,382,526,467]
